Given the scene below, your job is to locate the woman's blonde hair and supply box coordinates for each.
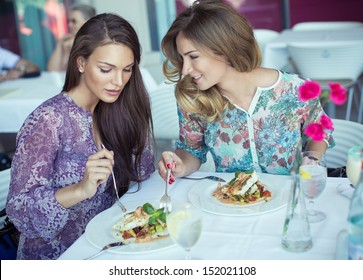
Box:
[161,0,261,122]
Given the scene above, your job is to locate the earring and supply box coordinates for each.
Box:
[79,68,84,73]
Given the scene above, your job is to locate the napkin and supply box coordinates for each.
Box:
[337,183,354,199]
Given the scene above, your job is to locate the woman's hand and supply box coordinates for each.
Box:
[78,148,114,199]
[158,149,201,184]
[60,34,75,51]
[55,148,114,208]
[158,151,184,184]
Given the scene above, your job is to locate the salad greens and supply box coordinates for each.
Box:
[142,203,167,225]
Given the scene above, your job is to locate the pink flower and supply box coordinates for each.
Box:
[319,115,334,130]
[298,81,321,102]
[304,123,325,142]
[298,80,346,143]
[328,82,347,105]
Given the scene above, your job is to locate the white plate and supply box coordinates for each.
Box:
[85,200,176,254]
[188,173,292,216]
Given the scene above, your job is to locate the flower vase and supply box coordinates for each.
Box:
[281,144,313,252]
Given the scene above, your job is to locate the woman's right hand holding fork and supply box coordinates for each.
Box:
[55,148,114,208]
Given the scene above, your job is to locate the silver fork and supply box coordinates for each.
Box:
[84,241,127,260]
[160,168,172,212]
[182,175,226,182]
[101,144,127,212]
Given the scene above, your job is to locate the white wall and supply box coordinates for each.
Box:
[79,0,167,83]
[80,0,151,52]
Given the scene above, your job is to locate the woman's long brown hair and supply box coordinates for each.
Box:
[63,13,153,196]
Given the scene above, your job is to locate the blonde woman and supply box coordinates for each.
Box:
[158,0,333,183]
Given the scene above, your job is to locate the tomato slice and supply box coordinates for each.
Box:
[262,190,271,197]
[248,196,257,201]
[122,231,133,239]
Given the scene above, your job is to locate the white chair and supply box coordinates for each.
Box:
[287,41,363,121]
[325,119,363,168]
[148,85,179,166]
[140,67,159,93]
[148,85,179,141]
[148,85,215,171]
[253,29,279,57]
[199,151,215,172]
[0,168,11,226]
[292,21,363,31]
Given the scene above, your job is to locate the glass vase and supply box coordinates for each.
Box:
[281,144,313,252]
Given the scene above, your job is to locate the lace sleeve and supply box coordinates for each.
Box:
[6,106,69,239]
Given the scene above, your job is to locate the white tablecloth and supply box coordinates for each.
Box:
[0,69,159,133]
[0,72,63,133]
[263,27,363,69]
[59,171,350,260]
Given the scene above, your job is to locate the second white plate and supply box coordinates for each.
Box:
[188,173,292,216]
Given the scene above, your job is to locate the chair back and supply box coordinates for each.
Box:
[292,21,363,31]
[287,41,363,81]
[199,152,216,172]
[326,119,363,168]
[253,29,279,55]
[140,67,158,92]
[0,168,11,225]
[148,86,216,171]
[148,85,179,140]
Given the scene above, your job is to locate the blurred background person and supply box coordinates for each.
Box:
[47,3,96,71]
[0,46,40,81]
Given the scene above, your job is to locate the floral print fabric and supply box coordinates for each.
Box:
[6,92,155,259]
[176,71,334,175]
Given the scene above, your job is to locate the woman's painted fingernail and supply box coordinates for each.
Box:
[168,178,174,184]
[166,163,171,169]
[170,177,175,183]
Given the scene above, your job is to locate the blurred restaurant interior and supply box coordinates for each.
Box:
[0,0,363,162]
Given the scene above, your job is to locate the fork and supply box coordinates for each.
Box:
[101,144,127,212]
[160,168,172,212]
[182,175,226,182]
[84,241,127,260]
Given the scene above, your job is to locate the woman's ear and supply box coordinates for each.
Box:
[76,57,85,73]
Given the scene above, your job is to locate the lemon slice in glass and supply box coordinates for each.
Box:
[299,167,312,179]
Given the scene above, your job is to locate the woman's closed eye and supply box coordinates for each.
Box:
[100,67,112,73]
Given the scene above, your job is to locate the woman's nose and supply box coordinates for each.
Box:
[112,72,123,86]
[182,61,192,76]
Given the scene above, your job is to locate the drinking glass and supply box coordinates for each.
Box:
[299,151,327,223]
[346,146,363,187]
[166,202,202,260]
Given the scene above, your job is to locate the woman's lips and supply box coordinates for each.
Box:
[192,75,202,83]
[106,89,121,96]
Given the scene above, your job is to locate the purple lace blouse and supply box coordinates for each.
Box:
[6,92,155,259]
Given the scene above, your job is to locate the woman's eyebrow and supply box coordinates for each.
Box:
[183,50,198,56]
[97,61,135,68]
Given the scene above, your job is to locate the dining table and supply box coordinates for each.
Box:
[59,171,351,260]
[0,71,64,133]
[0,68,159,134]
[262,27,363,70]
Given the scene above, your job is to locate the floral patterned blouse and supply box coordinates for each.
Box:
[176,71,334,175]
[6,92,155,259]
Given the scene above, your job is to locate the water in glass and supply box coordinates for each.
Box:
[166,202,202,260]
[299,151,327,223]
